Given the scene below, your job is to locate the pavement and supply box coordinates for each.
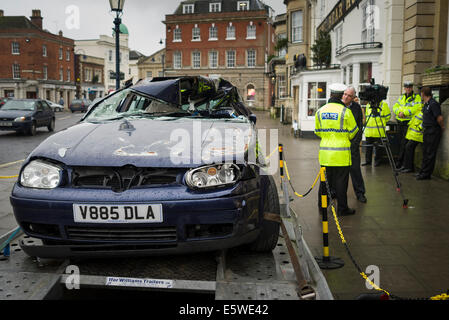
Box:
[257,111,449,300]
[1,111,449,300]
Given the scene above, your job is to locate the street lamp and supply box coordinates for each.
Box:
[109,0,125,90]
[159,39,165,77]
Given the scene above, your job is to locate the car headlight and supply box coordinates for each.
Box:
[185,164,240,189]
[20,160,62,189]
[14,116,26,122]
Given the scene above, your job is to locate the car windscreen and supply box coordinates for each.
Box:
[84,88,186,122]
[1,100,35,111]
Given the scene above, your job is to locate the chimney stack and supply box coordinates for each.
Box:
[30,9,42,29]
[59,30,63,37]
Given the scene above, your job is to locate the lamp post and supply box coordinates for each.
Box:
[109,0,125,90]
[159,39,165,77]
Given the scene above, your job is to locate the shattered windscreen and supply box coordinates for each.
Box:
[84,78,251,123]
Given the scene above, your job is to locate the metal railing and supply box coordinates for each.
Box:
[336,42,383,56]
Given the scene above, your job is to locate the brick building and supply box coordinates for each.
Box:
[0,10,75,108]
[74,54,105,100]
[163,0,275,109]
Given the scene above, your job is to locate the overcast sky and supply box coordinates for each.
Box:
[2,0,286,56]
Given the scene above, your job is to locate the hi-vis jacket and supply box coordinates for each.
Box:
[365,101,391,138]
[393,93,422,122]
[315,102,359,167]
[405,111,424,143]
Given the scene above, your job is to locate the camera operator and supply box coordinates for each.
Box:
[342,87,367,203]
[363,100,391,167]
[393,81,422,168]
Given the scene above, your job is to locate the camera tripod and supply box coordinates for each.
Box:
[362,100,409,208]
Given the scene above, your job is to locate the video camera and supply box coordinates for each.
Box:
[359,79,389,108]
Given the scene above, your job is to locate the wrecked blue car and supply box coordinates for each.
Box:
[10,76,280,258]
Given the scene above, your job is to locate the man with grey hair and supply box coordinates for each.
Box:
[342,87,367,203]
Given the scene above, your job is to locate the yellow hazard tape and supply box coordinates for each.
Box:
[0,175,18,179]
[265,147,278,161]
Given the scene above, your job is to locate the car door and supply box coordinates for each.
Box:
[34,101,45,126]
[41,100,54,124]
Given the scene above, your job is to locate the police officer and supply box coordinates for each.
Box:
[416,87,445,180]
[363,100,391,167]
[315,83,359,216]
[342,87,367,203]
[393,81,422,168]
[400,111,423,173]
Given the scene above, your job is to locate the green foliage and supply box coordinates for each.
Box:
[311,31,331,68]
[425,65,449,74]
[275,38,288,51]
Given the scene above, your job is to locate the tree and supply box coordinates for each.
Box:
[311,31,331,68]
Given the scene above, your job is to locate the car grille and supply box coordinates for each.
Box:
[66,226,177,241]
[70,166,184,191]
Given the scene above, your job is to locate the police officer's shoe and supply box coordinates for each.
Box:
[416,175,431,180]
[357,194,367,203]
[400,168,413,173]
[361,162,372,166]
[338,208,356,216]
[374,161,382,167]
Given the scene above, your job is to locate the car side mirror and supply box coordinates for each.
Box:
[249,114,257,125]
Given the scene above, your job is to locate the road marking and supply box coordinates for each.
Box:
[59,116,72,120]
[0,159,24,168]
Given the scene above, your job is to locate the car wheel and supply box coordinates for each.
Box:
[28,122,37,136]
[48,118,55,132]
[57,107,62,112]
[248,175,280,252]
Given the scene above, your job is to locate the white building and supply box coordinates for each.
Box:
[291,0,400,136]
[75,24,130,94]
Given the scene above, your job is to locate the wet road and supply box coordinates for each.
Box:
[0,111,84,165]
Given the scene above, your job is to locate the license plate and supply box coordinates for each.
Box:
[0,121,12,127]
[73,204,163,223]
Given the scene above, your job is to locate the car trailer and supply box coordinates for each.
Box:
[0,192,333,300]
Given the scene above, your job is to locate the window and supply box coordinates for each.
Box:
[247,23,256,39]
[173,26,182,42]
[59,48,63,60]
[108,50,113,62]
[210,2,221,12]
[12,42,20,55]
[209,24,218,40]
[362,0,375,43]
[307,82,327,116]
[247,49,256,67]
[335,25,343,52]
[291,10,303,43]
[59,67,64,81]
[343,67,347,85]
[209,51,218,68]
[12,64,20,79]
[43,66,48,80]
[237,1,249,11]
[66,50,71,61]
[192,51,201,69]
[85,68,92,82]
[349,65,353,84]
[246,84,255,101]
[67,69,71,82]
[183,4,194,14]
[226,24,235,40]
[277,34,287,57]
[158,71,164,77]
[360,62,372,83]
[278,75,287,99]
[226,50,235,68]
[43,45,47,57]
[146,71,153,78]
[173,51,182,69]
[192,25,201,41]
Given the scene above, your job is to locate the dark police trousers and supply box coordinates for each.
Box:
[318,166,350,213]
[397,121,410,166]
[350,143,365,197]
[365,137,384,164]
[403,140,420,171]
[419,126,442,177]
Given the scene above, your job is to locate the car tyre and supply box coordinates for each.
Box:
[48,118,55,132]
[28,121,37,136]
[248,175,280,252]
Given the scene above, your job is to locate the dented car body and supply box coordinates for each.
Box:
[10,76,280,258]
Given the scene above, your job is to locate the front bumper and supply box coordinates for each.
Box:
[11,182,262,258]
[0,120,32,131]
